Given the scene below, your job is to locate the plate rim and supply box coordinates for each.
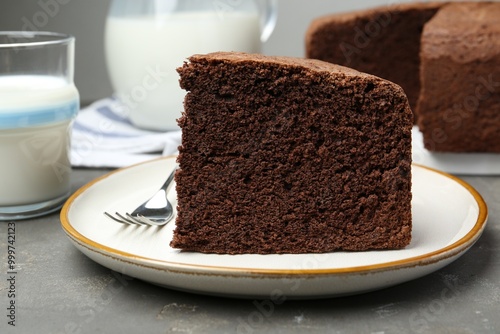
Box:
[60,157,488,277]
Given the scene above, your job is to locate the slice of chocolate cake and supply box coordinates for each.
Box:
[170,52,412,254]
[305,2,444,121]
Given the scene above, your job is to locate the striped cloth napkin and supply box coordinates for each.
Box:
[70,98,181,168]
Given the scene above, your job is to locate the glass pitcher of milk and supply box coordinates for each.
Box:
[105,0,278,131]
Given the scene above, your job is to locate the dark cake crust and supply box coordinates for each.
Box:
[171,52,412,254]
[306,2,444,119]
[416,2,500,152]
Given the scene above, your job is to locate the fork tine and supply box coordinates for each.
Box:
[116,212,138,224]
[104,211,145,225]
[134,214,172,226]
[104,212,129,224]
[125,213,149,225]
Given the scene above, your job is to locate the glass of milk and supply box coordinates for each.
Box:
[105,0,278,131]
[0,32,79,220]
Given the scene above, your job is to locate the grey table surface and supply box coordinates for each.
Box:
[1,167,499,334]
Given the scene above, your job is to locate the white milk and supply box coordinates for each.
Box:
[0,75,79,206]
[105,11,261,130]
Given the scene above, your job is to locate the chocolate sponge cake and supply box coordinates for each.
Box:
[306,2,444,119]
[306,2,500,152]
[170,52,412,254]
[417,2,500,152]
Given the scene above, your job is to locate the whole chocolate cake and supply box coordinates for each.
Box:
[170,52,412,254]
[306,2,500,152]
[417,2,500,152]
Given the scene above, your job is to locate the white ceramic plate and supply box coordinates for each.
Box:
[412,126,500,175]
[61,156,488,299]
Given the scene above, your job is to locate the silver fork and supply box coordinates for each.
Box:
[104,166,177,226]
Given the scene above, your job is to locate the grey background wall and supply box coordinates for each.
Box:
[0,0,414,105]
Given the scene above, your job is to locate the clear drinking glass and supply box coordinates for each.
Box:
[0,31,79,220]
[105,0,278,131]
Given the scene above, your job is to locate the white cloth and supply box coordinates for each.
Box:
[70,98,181,168]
